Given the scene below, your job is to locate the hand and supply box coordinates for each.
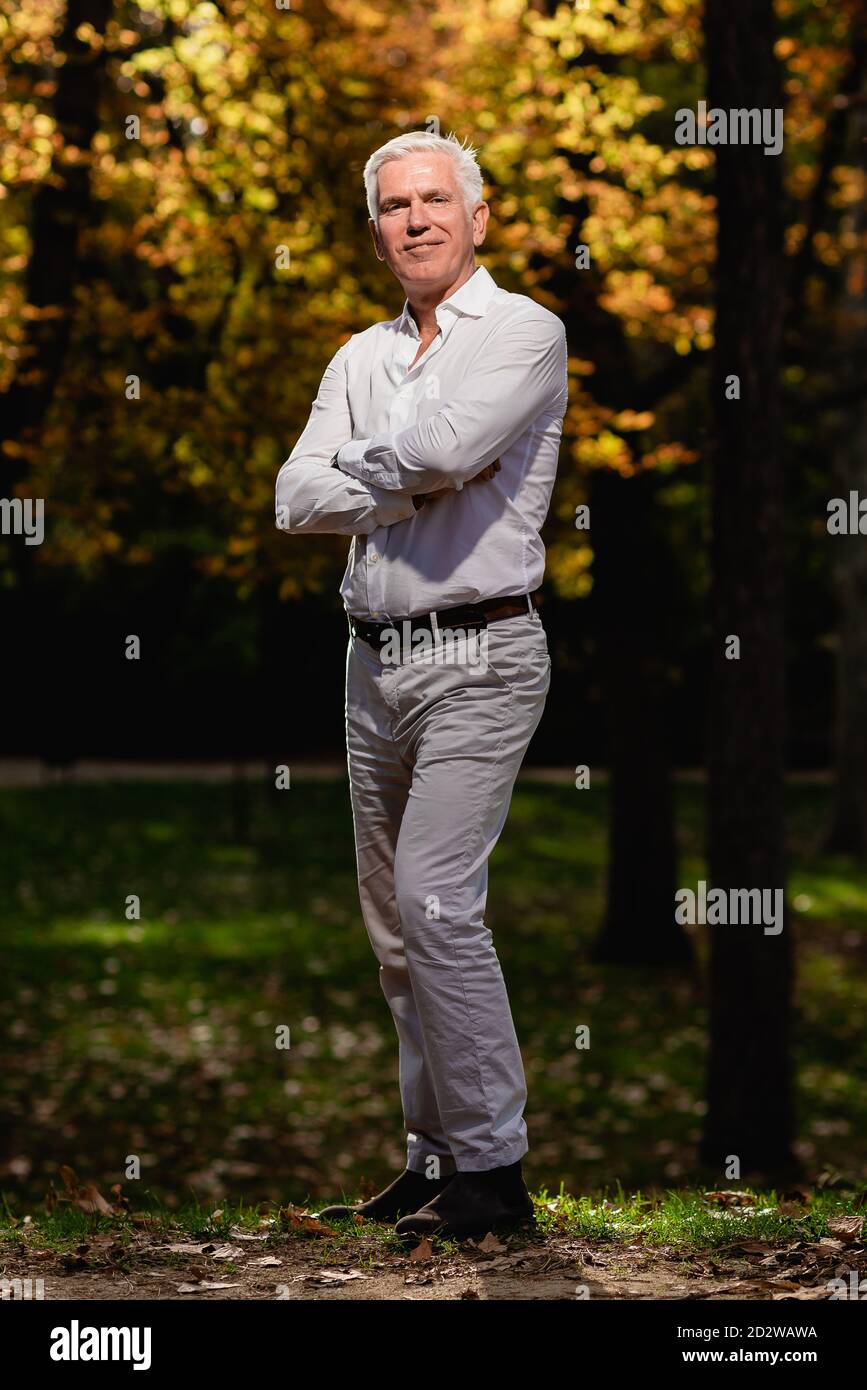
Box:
[470,458,502,484]
[415,458,501,506]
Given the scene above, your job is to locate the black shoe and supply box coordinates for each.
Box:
[393,1160,535,1241]
[314,1167,455,1223]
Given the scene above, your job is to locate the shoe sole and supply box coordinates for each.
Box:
[317,1186,456,1225]
[395,1210,536,1243]
[316,1203,445,1224]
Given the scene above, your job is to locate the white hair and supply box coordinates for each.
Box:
[363,131,484,222]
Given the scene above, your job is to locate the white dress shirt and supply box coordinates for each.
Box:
[275,263,568,619]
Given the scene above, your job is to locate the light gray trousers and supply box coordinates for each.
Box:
[344,604,551,1174]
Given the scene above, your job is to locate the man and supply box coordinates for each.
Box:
[275,130,567,1239]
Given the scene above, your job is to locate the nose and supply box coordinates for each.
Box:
[406,198,430,232]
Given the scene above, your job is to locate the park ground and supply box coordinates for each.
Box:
[1,773,865,1299]
[2,1187,865,1300]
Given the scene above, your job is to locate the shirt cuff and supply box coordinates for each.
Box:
[333,444,380,483]
[336,438,464,493]
[332,448,416,524]
[336,438,399,488]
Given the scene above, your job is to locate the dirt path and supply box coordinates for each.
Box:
[2,1229,846,1301]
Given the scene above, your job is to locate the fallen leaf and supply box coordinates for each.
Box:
[278,1206,335,1236]
[476,1232,508,1254]
[827,1217,864,1245]
[305,1269,368,1285]
[176,1281,242,1293]
[77,1183,114,1216]
[410,1238,434,1262]
[59,1166,114,1216]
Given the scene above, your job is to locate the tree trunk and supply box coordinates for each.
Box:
[540,233,690,965]
[827,472,867,856]
[825,66,867,859]
[701,0,796,1175]
[590,467,689,965]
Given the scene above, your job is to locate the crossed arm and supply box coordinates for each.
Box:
[274,341,416,536]
[274,313,566,537]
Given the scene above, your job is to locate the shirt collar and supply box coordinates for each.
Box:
[398,264,498,338]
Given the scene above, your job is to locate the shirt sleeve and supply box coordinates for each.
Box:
[334,312,568,493]
[275,340,418,535]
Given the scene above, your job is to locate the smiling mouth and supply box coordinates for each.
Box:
[405,242,444,252]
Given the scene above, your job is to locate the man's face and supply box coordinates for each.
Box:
[369,151,488,294]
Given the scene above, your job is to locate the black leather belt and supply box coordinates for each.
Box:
[347,590,540,651]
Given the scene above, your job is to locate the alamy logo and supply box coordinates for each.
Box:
[378,622,489,671]
[390,373,441,428]
[827,492,867,534]
[0,497,44,545]
[826,1270,867,1299]
[675,101,783,156]
[49,1320,152,1370]
[1,1277,44,1299]
[675,880,784,935]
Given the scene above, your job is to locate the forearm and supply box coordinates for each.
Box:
[275,457,417,535]
[334,429,478,494]
[274,336,421,535]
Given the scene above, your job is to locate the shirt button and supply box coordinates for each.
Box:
[369,552,379,564]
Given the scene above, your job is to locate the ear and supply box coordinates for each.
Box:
[471,200,490,248]
[368,217,385,261]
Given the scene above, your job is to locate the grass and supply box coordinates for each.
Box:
[0,776,865,1239]
[1,1185,862,1260]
